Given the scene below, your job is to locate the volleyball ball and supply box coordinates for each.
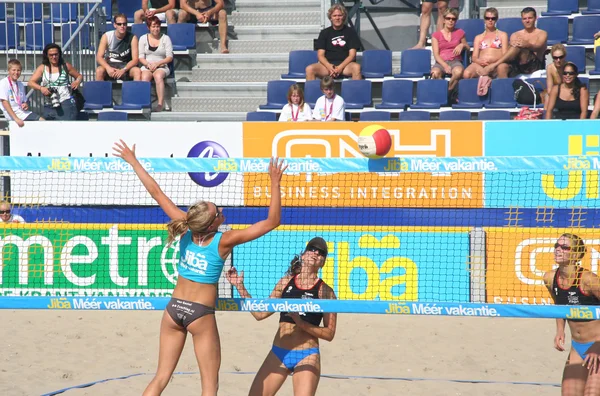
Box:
[358,125,392,159]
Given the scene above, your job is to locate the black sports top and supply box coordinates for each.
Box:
[551,267,600,306]
[279,276,324,326]
[554,84,582,120]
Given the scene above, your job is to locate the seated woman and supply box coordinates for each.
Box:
[279,84,312,122]
[546,44,567,95]
[545,62,589,120]
[138,16,174,112]
[430,8,469,92]
[463,7,508,79]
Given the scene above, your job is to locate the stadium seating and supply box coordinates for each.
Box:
[246,111,277,121]
[375,80,413,110]
[131,23,149,39]
[569,16,600,45]
[61,23,92,50]
[589,52,600,75]
[394,49,431,78]
[168,23,196,51]
[259,80,296,110]
[281,50,318,79]
[114,81,152,111]
[582,0,600,14]
[452,78,488,109]
[565,46,586,73]
[411,79,448,109]
[85,0,112,21]
[496,18,522,39]
[439,110,471,120]
[486,78,517,108]
[117,0,141,22]
[0,3,4,20]
[15,3,42,22]
[342,80,372,109]
[542,0,578,16]
[579,77,590,89]
[50,3,79,23]
[456,19,484,47]
[98,111,128,121]
[0,22,17,51]
[536,17,568,45]
[361,50,392,78]
[359,111,391,121]
[303,80,322,108]
[399,111,430,121]
[22,22,53,51]
[82,81,113,111]
[478,110,511,120]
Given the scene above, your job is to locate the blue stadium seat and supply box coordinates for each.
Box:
[259,80,296,110]
[579,77,590,89]
[589,52,600,75]
[167,23,196,51]
[536,17,568,45]
[452,78,488,109]
[342,80,372,109]
[478,110,511,120]
[246,111,277,121]
[439,110,471,120]
[117,0,142,22]
[85,0,112,21]
[61,23,92,50]
[0,3,5,20]
[565,46,586,73]
[114,81,152,110]
[282,50,318,79]
[394,49,431,78]
[496,18,522,39]
[361,50,392,78]
[15,3,42,23]
[83,81,113,110]
[569,16,600,45]
[0,22,17,50]
[98,111,128,121]
[359,111,391,121]
[50,4,79,23]
[582,0,600,14]
[411,79,448,109]
[376,80,413,109]
[303,80,322,108]
[486,78,517,108]
[456,19,484,47]
[542,0,578,16]
[22,22,53,51]
[399,111,430,121]
[131,23,149,39]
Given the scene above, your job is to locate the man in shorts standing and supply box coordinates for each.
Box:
[413,0,449,49]
[180,0,229,53]
[95,14,142,81]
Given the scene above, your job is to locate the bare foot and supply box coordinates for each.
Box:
[153,104,163,112]
[220,47,229,54]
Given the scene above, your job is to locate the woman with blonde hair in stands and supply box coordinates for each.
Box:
[279,84,312,122]
[463,8,508,79]
[113,139,287,396]
[430,8,469,92]
[546,43,567,95]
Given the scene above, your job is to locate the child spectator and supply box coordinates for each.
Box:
[313,76,345,121]
[0,59,43,127]
[279,84,312,122]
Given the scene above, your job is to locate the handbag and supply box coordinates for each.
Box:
[513,79,543,120]
[62,63,85,112]
[515,106,543,120]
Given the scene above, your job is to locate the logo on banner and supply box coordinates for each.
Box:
[187,141,230,187]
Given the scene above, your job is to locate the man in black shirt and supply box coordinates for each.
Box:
[306,4,361,80]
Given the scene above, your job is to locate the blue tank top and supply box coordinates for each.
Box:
[177,231,225,284]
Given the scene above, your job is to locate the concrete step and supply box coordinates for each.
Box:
[195,53,290,69]
[171,97,264,112]
[191,68,287,82]
[234,0,321,12]
[228,39,314,53]
[176,82,267,98]
[151,112,248,122]
[233,26,321,41]
[230,11,321,26]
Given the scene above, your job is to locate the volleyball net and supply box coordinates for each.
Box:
[0,154,598,319]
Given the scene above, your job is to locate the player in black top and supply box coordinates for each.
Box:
[305,4,362,81]
[226,237,337,396]
[543,233,600,394]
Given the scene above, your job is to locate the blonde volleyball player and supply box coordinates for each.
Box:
[113,140,286,396]
[226,237,337,396]
[543,233,600,395]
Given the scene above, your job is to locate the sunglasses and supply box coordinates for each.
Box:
[115,22,127,26]
[0,210,10,214]
[484,16,497,21]
[48,53,60,57]
[552,55,565,60]
[306,246,326,256]
[563,71,577,76]
[554,243,572,251]
[445,17,457,21]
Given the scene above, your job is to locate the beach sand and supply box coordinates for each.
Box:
[0,310,564,395]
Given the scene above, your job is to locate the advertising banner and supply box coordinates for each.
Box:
[233,227,471,302]
[485,120,600,208]
[242,122,484,207]
[486,228,600,305]
[8,122,244,206]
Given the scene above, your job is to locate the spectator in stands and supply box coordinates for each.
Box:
[0,202,25,223]
[180,0,229,54]
[28,44,82,121]
[313,76,345,121]
[134,0,179,25]
[546,44,567,95]
[430,8,468,92]
[462,8,508,79]
[544,62,589,120]
[139,16,174,112]
[591,94,600,119]
[481,7,547,78]
[413,0,448,49]
[279,84,312,122]
[96,14,142,81]
[0,59,43,127]
[305,4,361,81]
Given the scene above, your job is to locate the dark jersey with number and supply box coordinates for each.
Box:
[279,276,324,326]
[315,25,360,66]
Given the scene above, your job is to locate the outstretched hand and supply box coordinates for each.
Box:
[112,139,138,165]
[226,267,245,287]
[268,157,287,185]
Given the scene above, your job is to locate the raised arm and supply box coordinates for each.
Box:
[112,140,185,220]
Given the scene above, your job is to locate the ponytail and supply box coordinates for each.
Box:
[286,255,302,276]
[166,217,189,246]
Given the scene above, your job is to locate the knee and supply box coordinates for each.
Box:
[463,69,474,79]
[95,66,105,80]
[421,4,433,16]
[134,9,144,21]
[219,9,227,20]
[305,64,315,78]
[452,68,463,79]
[430,70,441,79]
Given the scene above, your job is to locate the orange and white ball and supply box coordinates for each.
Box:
[357,125,392,159]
